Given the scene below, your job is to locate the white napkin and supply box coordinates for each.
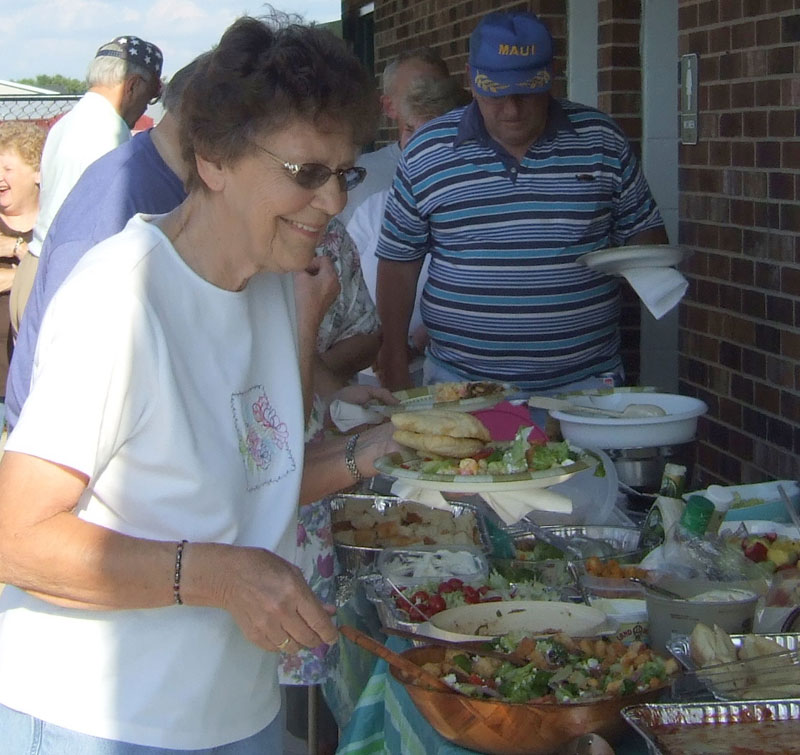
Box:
[621,266,688,319]
[389,479,572,526]
[328,400,386,432]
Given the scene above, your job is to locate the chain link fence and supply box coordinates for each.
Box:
[0,94,80,128]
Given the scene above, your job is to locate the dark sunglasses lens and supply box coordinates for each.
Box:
[295,164,332,190]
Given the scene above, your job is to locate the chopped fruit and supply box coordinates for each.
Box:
[743,541,769,563]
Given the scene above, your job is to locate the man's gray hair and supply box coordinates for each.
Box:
[381,47,450,95]
[399,75,466,122]
[86,54,154,88]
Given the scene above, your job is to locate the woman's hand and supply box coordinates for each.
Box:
[192,544,338,654]
[331,383,399,407]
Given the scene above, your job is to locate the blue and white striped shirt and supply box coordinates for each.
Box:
[376,98,664,390]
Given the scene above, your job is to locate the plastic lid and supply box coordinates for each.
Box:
[679,495,715,536]
[705,484,734,512]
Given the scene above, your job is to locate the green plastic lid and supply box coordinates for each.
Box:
[679,495,715,536]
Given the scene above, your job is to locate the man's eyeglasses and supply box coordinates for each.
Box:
[250,143,366,192]
[148,77,163,106]
[135,75,163,106]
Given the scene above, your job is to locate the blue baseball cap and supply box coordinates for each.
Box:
[468,12,553,97]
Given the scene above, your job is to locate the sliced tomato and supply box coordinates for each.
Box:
[410,590,430,605]
[477,585,491,595]
[426,594,447,614]
[467,673,485,685]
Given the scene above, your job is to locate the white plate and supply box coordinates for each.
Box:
[577,245,686,275]
[419,600,617,642]
[373,449,594,493]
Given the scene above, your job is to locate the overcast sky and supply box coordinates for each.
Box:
[5,0,342,82]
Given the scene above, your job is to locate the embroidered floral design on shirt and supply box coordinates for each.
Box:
[232,386,296,490]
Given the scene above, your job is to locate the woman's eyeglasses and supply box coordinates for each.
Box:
[250,143,366,192]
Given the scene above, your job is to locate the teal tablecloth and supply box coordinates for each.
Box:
[336,636,652,754]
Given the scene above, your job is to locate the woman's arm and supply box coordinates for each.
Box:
[299,421,398,505]
[0,451,337,654]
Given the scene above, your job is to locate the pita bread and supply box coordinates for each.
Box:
[393,430,486,458]
[391,409,491,442]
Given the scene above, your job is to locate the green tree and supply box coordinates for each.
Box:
[14,75,87,94]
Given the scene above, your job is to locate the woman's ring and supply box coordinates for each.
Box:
[278,637,291,650]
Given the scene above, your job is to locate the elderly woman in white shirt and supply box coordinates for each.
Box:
[0,16,396,755]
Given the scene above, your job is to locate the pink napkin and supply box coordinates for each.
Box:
[471,401,547,442]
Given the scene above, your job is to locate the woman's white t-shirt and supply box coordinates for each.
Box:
[0,214,305,749]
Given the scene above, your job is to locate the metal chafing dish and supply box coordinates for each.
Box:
[622,699,800,754]
[330,494,492,577]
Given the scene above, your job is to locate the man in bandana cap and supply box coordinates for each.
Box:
[375,11,668,395]
[10,35,163,336]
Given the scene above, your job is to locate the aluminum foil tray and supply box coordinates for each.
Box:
[667,632,800,701]
[330,494,492,577]
[621,698,800,754]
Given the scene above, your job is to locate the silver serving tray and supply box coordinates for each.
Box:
[667,632,800,701]
[622,698,800,755]
[330,494,492,576]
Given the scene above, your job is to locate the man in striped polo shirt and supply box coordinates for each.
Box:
[374,10,668,394]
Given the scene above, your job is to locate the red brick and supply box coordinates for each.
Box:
[768,108,795,136]
[732,141,755,166]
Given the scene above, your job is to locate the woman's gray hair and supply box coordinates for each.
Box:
[86,54,154,88]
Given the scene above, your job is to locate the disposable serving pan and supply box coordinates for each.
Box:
[621,698,800,755]
[330,494,492,576]
[666,632,800,701]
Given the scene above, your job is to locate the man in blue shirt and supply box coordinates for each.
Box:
[375,11,668,393]
[3,59,197,430]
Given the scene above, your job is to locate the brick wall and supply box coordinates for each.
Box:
[678,1,800,485]
[597,0,645,384]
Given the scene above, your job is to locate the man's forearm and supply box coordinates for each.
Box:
[375,258,423,391]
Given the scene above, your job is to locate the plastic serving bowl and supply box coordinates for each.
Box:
[550,393,708,450]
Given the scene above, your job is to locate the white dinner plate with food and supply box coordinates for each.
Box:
[373,448,594,493]
[371,380,518,416]
[419,600,617,642]
[576,245,686,275]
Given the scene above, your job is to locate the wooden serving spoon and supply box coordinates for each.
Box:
[339,625,453,692]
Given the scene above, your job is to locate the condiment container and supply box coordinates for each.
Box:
[589,598,649,645]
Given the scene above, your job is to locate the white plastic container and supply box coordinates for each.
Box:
[551,393,708,450]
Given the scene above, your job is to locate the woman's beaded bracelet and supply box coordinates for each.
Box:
[173,539,188,605]
[345,433,363,483]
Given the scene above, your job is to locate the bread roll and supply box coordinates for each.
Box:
[391,409,490,442]
[392,429,486,458]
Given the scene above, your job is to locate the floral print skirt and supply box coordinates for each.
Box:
[278,498,339,685]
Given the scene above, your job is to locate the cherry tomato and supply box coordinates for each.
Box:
[462,585,481,604]
[410,590,430,605]
[467,673,484,685]
[426,594,447,614]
